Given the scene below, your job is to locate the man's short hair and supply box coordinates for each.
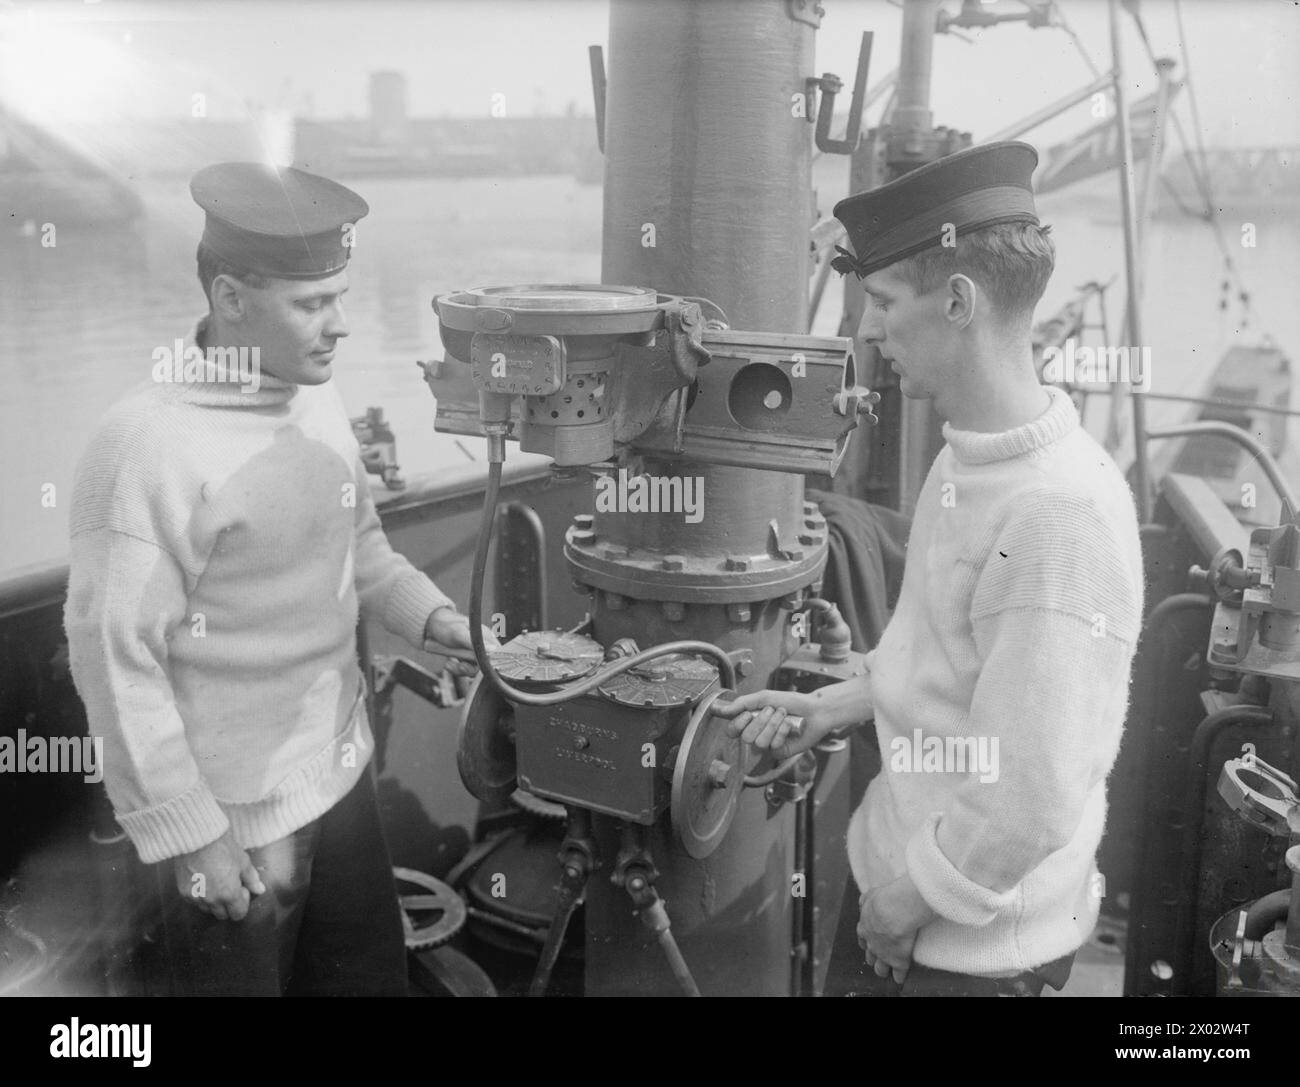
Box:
[886,221,1055,320]
[196,242,267,307]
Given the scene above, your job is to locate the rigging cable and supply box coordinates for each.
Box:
[1130,0,1260,333]
[1046,1,1102,80]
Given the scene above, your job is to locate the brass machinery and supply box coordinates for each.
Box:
[422,283,877,995]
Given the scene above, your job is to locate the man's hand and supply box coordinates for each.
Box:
[424,606,500,677]
[711,690,833,758]
[858,874,937,984]
[173,829,266,922]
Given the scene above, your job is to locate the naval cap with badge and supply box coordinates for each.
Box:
[190,162,369,280]
[831,140,1040,280]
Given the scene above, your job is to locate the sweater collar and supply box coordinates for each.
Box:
[942,384,1078,466]
[173,316,299,408]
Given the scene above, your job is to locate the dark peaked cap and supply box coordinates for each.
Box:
[831,141,1040,280]
[190,162,369,279]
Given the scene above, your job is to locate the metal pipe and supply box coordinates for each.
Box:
[1286,845,1300,952]
[892,0,939,145]
[1110,55,1176,452]
[891,0,942,519]
[1109,0,1151,523]
[1174,704,1274,994]
[1134,390,1300,422]
[814,68,898,164]
[1242,889,1292,941]
[744,751,810,788]
[982,71,1115,144]
[1123,590,1211,996]
[637,895,701,997]
[1142,592,1212,644]
[502,501,549,630]
[1137,59,1178,255]
[792,784,809,994]
[1146,421,1300,513]
[808,252,835,333]
[465,905,548,944]
[529,809,595,996]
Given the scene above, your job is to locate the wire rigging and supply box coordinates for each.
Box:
[1125,0,1259,331]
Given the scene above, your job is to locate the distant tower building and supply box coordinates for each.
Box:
[369,71,408,145]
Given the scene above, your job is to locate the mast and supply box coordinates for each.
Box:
[1109,0,1152,521]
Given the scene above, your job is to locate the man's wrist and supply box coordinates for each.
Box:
[809,673,873,732]
[889,872,939,928]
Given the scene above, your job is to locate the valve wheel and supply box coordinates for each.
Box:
[670,687,753,859]
[394,868,467,950]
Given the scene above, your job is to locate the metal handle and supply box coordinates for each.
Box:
[712,702,804,738]
[814,31,873,155]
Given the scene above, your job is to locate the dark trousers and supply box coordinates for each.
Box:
[160,770,407,997]
[823,880,1074,998]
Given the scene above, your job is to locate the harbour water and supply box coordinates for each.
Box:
[2,168,1297,572]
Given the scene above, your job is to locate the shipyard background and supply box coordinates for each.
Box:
[1,0,1298,1004]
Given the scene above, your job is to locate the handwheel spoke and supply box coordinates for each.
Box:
[394,867,469,950]
[402,894,448,911]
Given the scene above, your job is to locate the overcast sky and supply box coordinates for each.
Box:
[1,0,1295,146]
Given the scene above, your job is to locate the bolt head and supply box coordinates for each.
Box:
[662,554,686,571]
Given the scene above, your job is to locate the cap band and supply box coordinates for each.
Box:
[201,216,354,280]
[832,185,1038,279]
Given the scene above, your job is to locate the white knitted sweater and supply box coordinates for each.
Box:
[65,322,453,863]
[848,385,1143,975]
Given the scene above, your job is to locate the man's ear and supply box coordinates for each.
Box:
[945,273,977,330]
[210,274,246,324]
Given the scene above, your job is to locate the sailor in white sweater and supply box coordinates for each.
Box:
[64,163,491,995]
[716,143,1143,996]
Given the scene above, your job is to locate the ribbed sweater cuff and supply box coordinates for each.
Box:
[116,780,231,864]
[905,812,1017,926]
[384,569,456,648]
